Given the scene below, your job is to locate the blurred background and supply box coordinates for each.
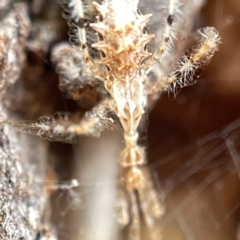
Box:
[148,0,240,239]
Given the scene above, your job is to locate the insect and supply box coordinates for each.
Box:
[3,0,220,239]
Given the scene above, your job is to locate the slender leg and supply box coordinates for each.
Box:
[148,27,221,94]
[129,189,141,240]
[122,166,165,240]
[144,0,178,69]
[3,99,114,142]
[138,169,165,240]
[116,186,130,226]
[138,188,160,240]
[59,0,105,80]
[60,0,91,62]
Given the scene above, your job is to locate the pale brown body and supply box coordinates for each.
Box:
[5,0,221,239]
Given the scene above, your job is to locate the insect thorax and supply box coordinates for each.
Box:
[90,0,154,79]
